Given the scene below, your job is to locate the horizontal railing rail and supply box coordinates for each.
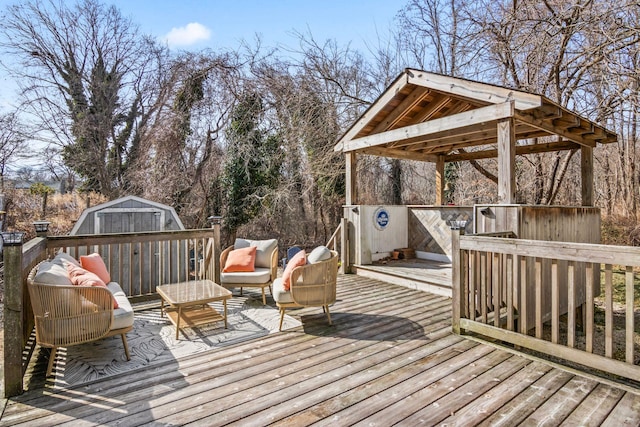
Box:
[452,230,640,382]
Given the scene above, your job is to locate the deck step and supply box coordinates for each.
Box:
[353,260,452,298]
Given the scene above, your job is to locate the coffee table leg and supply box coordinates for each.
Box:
[160,298,165,317]
[176,306,181,339]
[223,299,228,329]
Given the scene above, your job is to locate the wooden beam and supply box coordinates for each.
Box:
[394,126,498,151]
[361,147,438,162]
[334,72,409,152]
[406,68,542,111]
[436,156,445,205]
[581,145,594,206]
[498,116,516,204]
[342,102,515,153]
[407,93,451,124]
[445,140,581,162]
[345,152,357,205]
[371,86,430,133]
[515,110,597,147]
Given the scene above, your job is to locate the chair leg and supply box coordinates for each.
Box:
[279,308,285,331]
[121,333,131,361]
[240,287,244,296]
[325,305,332,325]
[261,287,267,305]
[46,347,57,377]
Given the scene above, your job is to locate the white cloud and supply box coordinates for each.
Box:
[163,23,211,47]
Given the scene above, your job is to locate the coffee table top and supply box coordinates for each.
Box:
[156,279,232,306]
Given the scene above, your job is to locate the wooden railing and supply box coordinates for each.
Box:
[452,229,640,382]
[3,227,220,397]
[327,218,348,274]
[47,228,219,301]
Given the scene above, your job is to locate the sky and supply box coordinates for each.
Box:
[0,0,406,108]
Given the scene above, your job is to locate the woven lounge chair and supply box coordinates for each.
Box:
[273,249,338,331]
[220,238,278,305]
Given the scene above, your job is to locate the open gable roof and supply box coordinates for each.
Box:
[335,69,617,162]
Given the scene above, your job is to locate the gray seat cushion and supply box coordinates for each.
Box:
[272,277,294,304]
[221,267,271,284]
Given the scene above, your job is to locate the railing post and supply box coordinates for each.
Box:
[451,226,465,335]
[340,217,349,274]
[213,223,221,285]
[3,234,25,397]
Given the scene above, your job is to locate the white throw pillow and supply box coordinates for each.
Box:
[307,246,332,264]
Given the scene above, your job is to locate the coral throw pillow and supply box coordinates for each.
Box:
[80,253,111,284]
[282,250,307,291]
[66,263,118,309]
[223,246,257,273]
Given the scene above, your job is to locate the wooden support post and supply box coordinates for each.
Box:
[345,152,357,205]
[451,227,465,335]
[3,236,24,397]
[497,112,516,204]
[435,155,445,205]
[213,222,221,285]
[581,145,594,206]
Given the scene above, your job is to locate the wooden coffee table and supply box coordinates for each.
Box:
[156,279,232,339]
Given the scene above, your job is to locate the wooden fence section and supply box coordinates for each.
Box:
[452,230,640,382]
[3,228,220,398]
[46,228,219,301]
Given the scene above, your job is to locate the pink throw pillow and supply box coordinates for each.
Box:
[80,253,111,284]
[223,246,257,273]
[66,263,118,309]
[283,250,307,291]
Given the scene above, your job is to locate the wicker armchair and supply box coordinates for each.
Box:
[274,250,339,331]
[220,239,278,305]
[27,261,133,376]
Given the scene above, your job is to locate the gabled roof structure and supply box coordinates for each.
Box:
[335,68,617,205]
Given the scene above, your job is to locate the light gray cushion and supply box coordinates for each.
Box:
[234,238,277,269]
[307,246,332,264]
[272,277,294,304]
[234,238,251,249]
[220,267,271,284]
[52,251,81,268]
[33,261,73,286]
[107,282,134,330]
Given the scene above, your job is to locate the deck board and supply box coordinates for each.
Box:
[2,274,640,426]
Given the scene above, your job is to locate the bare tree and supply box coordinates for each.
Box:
[0,0,168,198]
[0,111,29,191]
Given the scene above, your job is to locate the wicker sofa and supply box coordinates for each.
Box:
[27,252,134,376]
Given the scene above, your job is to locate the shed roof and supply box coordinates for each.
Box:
[334,69,617,162]
[70,195,185,235]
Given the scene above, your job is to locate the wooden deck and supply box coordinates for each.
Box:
[2,274,640,426]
